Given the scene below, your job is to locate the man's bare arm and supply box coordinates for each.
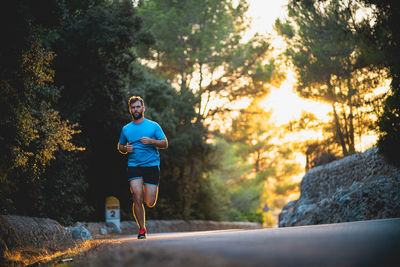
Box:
[117,142,133,154]
[140,137,168,149]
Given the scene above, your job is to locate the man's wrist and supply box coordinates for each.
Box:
[118,143,128,154]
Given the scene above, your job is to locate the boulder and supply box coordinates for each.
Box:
[279,147,400,227]
[100,228,108,235]
[67,226,92,240]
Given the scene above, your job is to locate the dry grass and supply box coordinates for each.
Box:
[4,236,239,266]
[3,239,112,266]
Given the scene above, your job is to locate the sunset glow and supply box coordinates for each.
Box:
[246,0,385,151]
[259,70,332,126]
[247,0,289,34]
[245,0,332,126]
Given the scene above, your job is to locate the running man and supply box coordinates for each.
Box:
[117,96,168,239]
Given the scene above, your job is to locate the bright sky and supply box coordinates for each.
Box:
[247,0,289,34]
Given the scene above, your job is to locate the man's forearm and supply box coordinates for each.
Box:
[153,138,168,149]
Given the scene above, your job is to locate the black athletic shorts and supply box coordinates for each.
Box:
[127,166,160,186]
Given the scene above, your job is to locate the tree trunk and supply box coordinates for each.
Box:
[341,104,351,153]
[346,79,356,154]
[305,143,311,172]
[332,103,348,156]
[197,62,204,119]
[156,50,160,71]
[348,103,355,154]
[255,150,260,173]
[179,36,186,91]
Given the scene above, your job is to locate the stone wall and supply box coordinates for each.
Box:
[0,215,75,252]
[279,147,400,227]
[0,215,77,265]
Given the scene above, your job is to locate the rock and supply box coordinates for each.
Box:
[279,147,400,227]
[82,222,121,238]
[100,228,108,235]
[105,222,121,234]
[67,226,92,240]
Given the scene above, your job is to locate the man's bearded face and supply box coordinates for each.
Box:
[130,102,144,120]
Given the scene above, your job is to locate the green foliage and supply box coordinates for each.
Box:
[137,0,282,118]
[0,2,87,218]
[205,138,265,223]
[359,0,400,167]
[277,0,385,156]
[41,150,92,225]
[285,110,342,169]
[377,88,400,167]
[209,98,303,226]
[274,18,295,38]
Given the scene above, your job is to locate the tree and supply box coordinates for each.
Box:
[137,0,280,119]
[285,111,340,171]
[276,0,385,156]
[359,0,400,167]
[205,137,264,222]
[1,0,239,223]
[0,1,85,218]
[225,99,302,226]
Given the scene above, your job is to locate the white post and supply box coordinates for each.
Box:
[105,196,120,230]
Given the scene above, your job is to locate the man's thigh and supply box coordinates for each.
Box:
[130,178,144,197]
[143,184,158,207]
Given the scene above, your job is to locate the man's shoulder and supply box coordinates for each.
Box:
[144,118,161,127]
[122,121,133,129]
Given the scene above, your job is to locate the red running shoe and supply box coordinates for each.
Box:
[137,228,146,239]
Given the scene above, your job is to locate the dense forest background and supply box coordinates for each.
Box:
[0,0,399,227]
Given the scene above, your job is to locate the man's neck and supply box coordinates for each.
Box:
[133,117,145,124]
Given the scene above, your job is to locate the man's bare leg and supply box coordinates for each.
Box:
[143,184,159,208]
[130,179,145,229]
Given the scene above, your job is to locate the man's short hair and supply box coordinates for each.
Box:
[128,96,144,107]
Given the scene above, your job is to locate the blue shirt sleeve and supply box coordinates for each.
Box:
[119,128,127,145]
[154,123,166,140]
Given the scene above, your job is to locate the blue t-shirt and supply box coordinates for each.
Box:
[118,119,166,167]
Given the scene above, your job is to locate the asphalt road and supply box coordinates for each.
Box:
[69,218,400,267]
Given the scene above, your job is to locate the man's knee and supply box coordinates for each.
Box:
[145,199,156,208]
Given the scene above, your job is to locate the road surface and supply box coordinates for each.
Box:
[67,218,400,266]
